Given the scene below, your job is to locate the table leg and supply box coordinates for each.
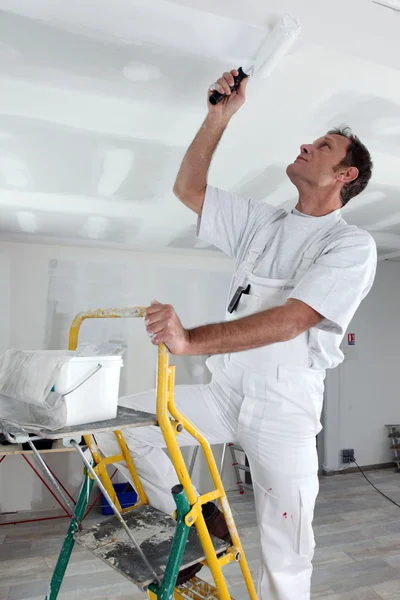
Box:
[46,467,94,600]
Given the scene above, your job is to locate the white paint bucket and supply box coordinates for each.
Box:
[55,356,123,427]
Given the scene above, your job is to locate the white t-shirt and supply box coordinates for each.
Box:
[197,185,377,370]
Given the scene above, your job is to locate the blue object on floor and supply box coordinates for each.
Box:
[100,483,138,515]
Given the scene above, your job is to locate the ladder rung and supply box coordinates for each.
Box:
[233,463,250,472]
[239,483,253,491]
[229,444,244,452]
[176,576,237,599]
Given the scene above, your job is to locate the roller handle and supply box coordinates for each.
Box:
[209,67,249,106]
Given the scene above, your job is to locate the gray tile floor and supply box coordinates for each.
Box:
[1,469,400,599]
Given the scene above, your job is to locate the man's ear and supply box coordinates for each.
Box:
[336,165,358,184]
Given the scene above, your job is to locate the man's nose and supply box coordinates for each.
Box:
[300,144,313,155]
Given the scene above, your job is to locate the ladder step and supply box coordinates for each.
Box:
[74,505,229,590]
[233,463,250,472]
[239,483,253,491]
[229,444,244,452]
[176,576,237,599]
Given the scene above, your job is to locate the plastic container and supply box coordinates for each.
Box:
[54,355,123,427]
[100,483,138,515]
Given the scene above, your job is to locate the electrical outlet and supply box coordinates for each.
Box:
[341,448,355,464]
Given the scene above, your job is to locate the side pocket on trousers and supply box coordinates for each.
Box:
[297,485,316,558]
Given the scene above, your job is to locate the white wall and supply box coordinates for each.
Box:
[0,240,238,513]
[324,260,400,470]
[3,241,396,514]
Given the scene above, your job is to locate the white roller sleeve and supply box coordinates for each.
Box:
[253,14,301,78]
[0,349,72,407]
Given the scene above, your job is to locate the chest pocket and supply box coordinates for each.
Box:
[236,293,261,318]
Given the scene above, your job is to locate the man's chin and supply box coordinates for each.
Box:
[286,163,303,188]
[286,162,297,179]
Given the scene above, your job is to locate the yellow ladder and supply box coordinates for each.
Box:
[68,308,257,600]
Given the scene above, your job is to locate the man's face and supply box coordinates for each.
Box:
[286,133,351,189]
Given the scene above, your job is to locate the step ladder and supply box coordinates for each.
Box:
[228,444,253,494]
[386,424,400,473]
[54,308,258,600]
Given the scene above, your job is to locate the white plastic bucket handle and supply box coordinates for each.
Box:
[62,364,102,397]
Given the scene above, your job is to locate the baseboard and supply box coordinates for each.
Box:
[322,461,397,476]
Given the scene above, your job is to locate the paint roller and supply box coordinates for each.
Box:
[209,14,301,105]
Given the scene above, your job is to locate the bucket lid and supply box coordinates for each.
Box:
[69,355,123,363]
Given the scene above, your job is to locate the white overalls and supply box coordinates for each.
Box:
[96,224,327,600]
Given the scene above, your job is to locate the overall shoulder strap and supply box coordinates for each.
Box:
[228,208,286,297]
[244,209,287,274]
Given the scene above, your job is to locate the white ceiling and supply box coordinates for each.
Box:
[0,0,400,257]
